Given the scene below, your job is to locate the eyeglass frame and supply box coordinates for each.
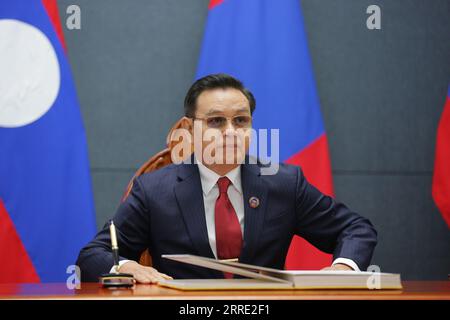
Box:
[191,114,253,129]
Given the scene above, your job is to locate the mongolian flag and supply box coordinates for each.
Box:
[196,0,334,269]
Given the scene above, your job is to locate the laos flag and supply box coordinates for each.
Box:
[0,0,96,282]
[196,0,334,269]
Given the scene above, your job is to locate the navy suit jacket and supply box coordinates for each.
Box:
[77,159,377,282]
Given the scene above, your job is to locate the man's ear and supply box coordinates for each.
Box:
[179,116,193,132]
[166,116,194,156]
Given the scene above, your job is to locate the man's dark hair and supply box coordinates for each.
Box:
[184,73,256,117]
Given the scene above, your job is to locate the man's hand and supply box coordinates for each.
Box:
[119,260,173,284]
[321,263,354,271]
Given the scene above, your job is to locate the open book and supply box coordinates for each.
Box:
[158,254,402,291]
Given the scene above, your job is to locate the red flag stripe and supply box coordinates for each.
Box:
[432,96,450,228]
[41,0,67,51]
[284,134,334,269]
[209,0,224,10]
[286,134,335,197]
[0,199,40,283]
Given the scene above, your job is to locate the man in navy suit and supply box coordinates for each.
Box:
[77,74,377,283]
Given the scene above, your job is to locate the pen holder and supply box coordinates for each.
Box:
[99,272,135,288]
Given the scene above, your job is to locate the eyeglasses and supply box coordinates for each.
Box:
[193,115,252,129]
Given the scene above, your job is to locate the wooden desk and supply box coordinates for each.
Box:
[0,281,449,300]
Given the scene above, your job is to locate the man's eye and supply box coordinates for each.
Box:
[207,117,225,127]
[235,116,246,124]
[235,116,250,125]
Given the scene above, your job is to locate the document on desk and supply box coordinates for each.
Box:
[159,254,402,291]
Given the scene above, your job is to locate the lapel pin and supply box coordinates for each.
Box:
[249,196,260,208]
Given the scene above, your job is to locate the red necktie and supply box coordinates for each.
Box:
[215,177,243,278]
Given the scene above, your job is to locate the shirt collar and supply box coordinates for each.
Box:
[197,160,242,196]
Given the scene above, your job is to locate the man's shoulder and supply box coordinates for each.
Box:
[249,156,300,177]
[134,163,180,187]
[239,156,301,193]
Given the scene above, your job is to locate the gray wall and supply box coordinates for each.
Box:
[59,0,450,280]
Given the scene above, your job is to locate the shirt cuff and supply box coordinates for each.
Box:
[332,258,360,271]
[109,259,131,273]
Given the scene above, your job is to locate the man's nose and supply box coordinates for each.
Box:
[223,119,236,132]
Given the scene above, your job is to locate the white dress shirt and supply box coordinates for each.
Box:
[115,163,360,272]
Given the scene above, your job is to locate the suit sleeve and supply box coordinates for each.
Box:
[294,167,377,270]
[76,177,150,281]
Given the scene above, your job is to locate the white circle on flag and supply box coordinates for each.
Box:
[0,19,60,128]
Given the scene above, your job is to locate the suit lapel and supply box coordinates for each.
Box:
[239,162,268,263]
[173,162,216,259]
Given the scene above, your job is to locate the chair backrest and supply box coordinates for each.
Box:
[121,117,192,266]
